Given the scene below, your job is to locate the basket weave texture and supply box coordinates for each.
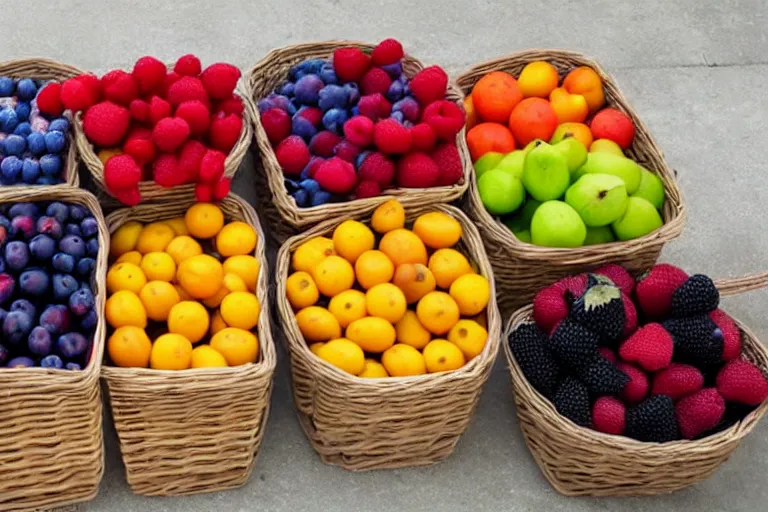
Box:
[276,203,500,470]
[456,49,686,316]
[504,272,768,497]
[101,193,275,496]
[245,40,473,243]
[0,58,84,188]
[0,187,108,511]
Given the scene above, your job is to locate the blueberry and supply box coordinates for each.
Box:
[1,156,22,183]
[27,132,46,156]
[294,74,324,106]
[40,304,71,335]
[380,61,402,79]
[65,224,82,237]
[65,362,81,371]
[291,115,317,141]
[44,131,66,153]
[319,63,337,84]
[48,118,69,133]
[0,77,15,97]
[29,234,55,261]
[36,216,62,239]
[356,151,370,169]
[284,178,300,193]
[293,188,309,207]
[390,111,405,123]
[28,326,52,356]
[52,252,75,273]
[5,241,30,271]
[351,106,360,116]
[3,134,26,156]
[80,217,98,238]
[36,176,59,185]
[7,356,34,368]
[41,354,64,369]
[278,82,295,97]
[69,205,87,222]
[318,85,348,111]
[302,59,326,74]
[19,269,49,297]
[68,287,94,316]
[322,108,348,134]
[11,299,36,318]
[0,108,18,133]
[386,80,405,102]
[21,158,40,184]
[16,79,37,101]
[311,189,332,206]
[343,83,360,106]
[0,259,5,273]
[85,237,99,257]
[39,154,63,176]
[13,121,31,136]
[299,179,321,195]
[0,343,8,365]
[53,273,79,301]
[3,311,32,345]
[80,309,97,332]
[15,102,31,122]
[398,73,409,84]
[9,203,38,218]
[46,202,69,223]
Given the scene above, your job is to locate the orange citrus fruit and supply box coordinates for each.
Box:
[295,306,341,342]
[466,122,516,162]
[354,250,395,290]
[371,199,405,234]
[312,255,355,297]
[292,237,336,273]
[382,344,426,377]
[202,272,248,308]
[346,317,396,353]
[449,273,490,316]
[210,327,259,366]
[107,326,152,368]
[150,333,193,370]
[392,263,436,304]
[216,221,258,257]
[328,289,367,328]
[115,250,142,265]
[378,229,428,267]
[428,249,473,289]
[518,61,560,98]
[177,254,223,299]
[359,359,389,378]
[220,292,260,330]
[210,309,228,335]
[316,338,365,375]
[106,262,147,294]
[332,220,375,264]
[165,235,203,265]
[394,310,432,350]
[139,281,181,322]
[286,271,320,309]
[110,221,143,258]
[163,217,189,236]
[136,222,175,254]
[448,319,488,360]
[105,290,147,329]
[185,202,224,239]
[140,252,176,282]
[223,255,260,291]
[168,301,210,343]
[365,283,407,323]
[471,71,523,123]
[191,345,228,368]
[416,291,460,335]
[423,339,466,373]
[412,211,462,249]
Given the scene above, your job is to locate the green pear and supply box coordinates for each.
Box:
[583,226,616,245]
[474,152,504,179]
[632,168,665,209]
[612,197,663,240]
[519,198,542,226]
[565,174,628,227]
[522,141,570,201]
[502,198,541,243]
[554,137,588,174]
[496,150,526,179]
[578,152,642,194]
[478,169,525,215]
[590,138,624,156]
[530,200,587,247]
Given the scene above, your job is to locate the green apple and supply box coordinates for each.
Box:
[502,216,532,243]
[578,152,642,194]
[632,167,665,209]
[522,141,570,201]
[590,138,624,156]
[611,197,663,240]
[519,198,542,226]
[496,150,526,179]
[554,137,588,174]
[565,174,628,227]
[530,200,587,248]
[474,152,504,179]
[583,226,616,245]
[478,169,525,215]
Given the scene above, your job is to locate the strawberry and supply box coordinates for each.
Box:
[314,157,356,194]
[532,284,570,334]
[619,323,673,372]
[716,359,768,405]
[635,264,688,319]
[617,362,649,404]
[152,117,190,152]
[101,70,139,106]
[209,113,242,153]
[175,100,210,136]
[709,309,741,361]
[676,388,725,439]
[410,123,437,152]
[422,100,466,141]
[82,101,130,147]
[652,363,704,401]
[200,63,240,100]
[275,135,310,175]
[343,116,375,147]
[592,396,626,435]
[198,150,226,184]
[261,107,292,145]
[332,47,371,83]
[594,264,635,296]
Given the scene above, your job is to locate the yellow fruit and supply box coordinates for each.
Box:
[365,283,407,323]
[416,292,460,335]
[210,309,228,335]
[448,320,488,360]
[312,255,355,297]
[309,342,325,356]
[292,237,336,274]
[106,262,147,294]
[382,344,426,377]
[115,251,142,265]
[150,333,193,370]
[210,327,259,365]
[98,148,122,165]
[324,290,364,328]
[423,339,466,373]
[216,221,258,257]
[412,212,463,249]
[379,229,428,267]
[332,220,375,264]
[191,345,228,368]
[140,252,176,282]
[449,274,490,316]
[359,359,389,378]
[175,284,192,301]
[295,306,341,342]
[165,235,203,265]
[346,317,396,353]
[428,249,472,289]
[392,263,436,303]
[163,217,189,236]
[177,254,223,299]
[185,202,224,239]
[220,292,260,330]
[107,326,152,368]
[110,221,143,258]
[168,301,210,343]
[105,290,147,328]
[202,272,248,308]
[223,255,260,292]
[316,338,365,375]
[354,250,394,290]
[371,199,405,234]
[286,271,320,310]
[394,310,431,350]
[136,222,175,254]
[139,281,181,322]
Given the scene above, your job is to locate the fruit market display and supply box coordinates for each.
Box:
[36,55,244,205]
[509,263,768,442]
[0,202,100,369]
[0,77,71,185]
[258,39,466,206]
[466,63,665,247]
[286,199,489,377]
[105,202,262,370]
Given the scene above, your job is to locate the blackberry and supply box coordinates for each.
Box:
[571,283,625,343]
[626,395,679,442]
[549,318,600,371]
[670,274,720,317]
[664,316,723,370]
[508,323,559,398]
[578,355,630,395]
[552,377,591,427]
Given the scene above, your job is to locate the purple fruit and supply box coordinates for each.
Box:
[57,332,89,358]
[322,108,347,134]
[0,274,15,304]
[65,362,81,370]
[65,224,82,237]
[0,343,8,365]
[5,241,29,272]
[76,257,95,277]
[40,304,71,335]
[29,234,56,261]
[291,115,317,141]
[52,252,76,273]
[80,309,98,332]
[86,237,99,257]
[294,74,324,106]
[19,269,49,296]
[36,216,63,239]
[380,61,402,79]
[59,235,85,259]
[392,97,420,122]
[52,273,78,301]
[0,308,6,325]
[41,354,64,369]
[11,215,36,239]
[3,311,32,344]
[28,326,52,356]
[9,203,38,218]
[80,217,99,238]
[343,83,360,105]
[11,299,35,318]
[68,287,94,316]
[7,356,34,368]
[46,202,69,223]
[69,205,87,222]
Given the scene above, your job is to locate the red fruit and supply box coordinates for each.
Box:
[305,157,324,179]
[148,96,172,125]
[104,154,142,190]
[332,47,371,83]
[101,70,139,106]
[212,177,232,200]
[129,99,150,123]
[275,135,310,176]
[36,83,63,116]
[174,54,202,77]
[76,74,102,102]
[195,182,213,202]
[709,309,741,361]
[594,264,635,296]
[200,63,241,100]
[617,362,649,404]
[357,94,392,121]
[216,95,245,116]
[592,396,626,435]
[309,131,342,158]
[261,108,292,145]
[178,140,207,182]
[161,72,181,97]
[374,119,412,154]
[422,100,466,141]
[167,76,208,107]
[716,360,768,405]
[621,292,638,339]
[635,264,689,319]
[619,323,673,372]
[410,123,437,152]
[152,154,186,188]
[132,56,167,94]
[209,113,242,153]
[333,140,361,163]
[676,388,726,439]
[355,180,381,199]
[82,101,131,147]
[532,285,569,334]
[61,77,98,113]
[297,107,323,127]
[343,116,375,147]
[358,152,395,187]
[152,117,190,152]
[371,38,404,66]
[652,363,704,401]
[360,68,392,96]
[314,157,356,194]
[199,150,227,184]
[591,108,636,149]
[396,152,439,188]
[122,137,156,167]
[114,187,141,206]
[409,66,448,105]
[561,274,589,297]
[175,100,210,136]
[598,347,617,363]
[126,126,152,141]
[431,143,464,186]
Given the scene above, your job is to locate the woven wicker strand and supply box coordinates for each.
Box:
[101,193,275,496]
[244,41,473,244]
[504,271,768,497]
[0,58,85,189]
[456,50,686,316]
[0,187,107,511]
[276,203,500,470]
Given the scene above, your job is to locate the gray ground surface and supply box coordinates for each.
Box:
[4,1,768,510]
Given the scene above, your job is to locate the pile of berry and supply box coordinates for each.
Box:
[0,202,99,370]
[509,263,768,442]
[258,39,466,207]
[36,55,244,205]
[0,77,70,185]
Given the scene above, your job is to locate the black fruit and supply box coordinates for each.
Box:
[578,355,630,395]
[664,316,723,369]
[626,395,679,442]
[549,318,599,371]
[553,377,591,427]
[571,282,625,343]
[669,274,720,317]
[508,323,559,398]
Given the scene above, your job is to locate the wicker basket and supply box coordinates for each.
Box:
[276,203,500,470]
[0,187,108,511]
[504,271,768,497]
[101,193,275,496]
[0,58,84,188]
[245,41,473,244]
[456,49,686,316]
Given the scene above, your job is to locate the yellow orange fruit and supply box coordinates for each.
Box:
[292,237,336,274]
[549,88,589,124]
[105,290,147,329]
[286,271,320,310]
[354,250,394,290]
[107,326,152,368]
[140,252,176,282]
[371,199,405,234]
[163,217,189,236]
[115,250,142,265]
[110,221,143,258]
[464,96,478,130]
[136,222,175,254]
[316,338,365,375]
[394,310,432,350]
[416,291,460,335]
[466,122,516,161]
[139,281,181,322]
[428,249,472,289]
[106,262,147,294]
[423,339,466,373]
[210,309,228,335]
[165,235,203,265]
[202,272,248,308]
[216,221,258,257]
[312,255,355,297]
[365,283,407,323]
[168,301,210,343]
[223,255,260,292]
[346,317,396,353]
[563,66,605,113]
[412,212,462,249]
[185,202,224,239]
[448,319,488,360]
[518,61,560,98]
[191,345,228,368]
[220,292,260,330]
[551,122,594,149]
[359,359,389,378]
[150,333,193,370]
[175,284,192,301]
[295,306,341,342]
[382,344,426,377]
[309,341,325,355]
[378,229,428,267]
[210,328,259,366]
[328,289,367,328]
[332,220,375,264]
[471,71,523,124]
[392,263,436,304]
[177,254,223,299]
[449,273,490,316]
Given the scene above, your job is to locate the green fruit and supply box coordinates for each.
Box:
[611,197,663,241]
[632,168,665,209]
[514,229,532,243]
[590,138,624,156]
[565,174,628,227]
[519,199,542,226]
[522,141,570,201]
[524,139,541,153]
[474,152,504,179]
[554,137,588,174]
[496,150,526,179]
[502,216,531,243]
[478,169,525,215]
[578,152,642,194]
[583,226,616,245]
[530,200,587,248]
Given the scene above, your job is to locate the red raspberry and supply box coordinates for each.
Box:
[314,157,357,194]
[355,180,381,199]
[332,47,371,83]
[343,115,375,147]
[396,152,439,188]
[357,94,391,121]
[132,56,167,94]
[212,177,232,200]
[358,152,395,187]
[152,117,190,152]
[101,70,139,106]
[178,140,207,182]
[360,68,392,96]
[148,96,172,125]
[61,77,98,113]
[122,137,156,167]
[275,135,310,176]
[36,83,63,117]
[409,66,448,105]
[153,153,186,187]
[592,396,626,435]
[104,154,142,191]
[114,187,141,206]
[200,63,241,100]
[422,100,466,141]
[371,39,404,66]
[333,140,362,163]
[216,95,245,116]
[129,99,150,123]
[261,108,291,145]
[175,100,210,136]
[199,150,227,184]
[309,131,342,158]
[410,123,437,152]
[174,54,202,76]
[430,143,464,186]
[82,101,131,147]
[373,119,412,155]
[195,182,213,202]
[209,113,242,153]
[167,76,208,107]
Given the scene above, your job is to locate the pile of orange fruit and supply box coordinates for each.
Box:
[285,199,491,378]
[105,202,262,370]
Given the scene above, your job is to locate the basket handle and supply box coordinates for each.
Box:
[715,271,768,297]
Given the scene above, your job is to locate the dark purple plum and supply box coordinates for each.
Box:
[68,287,94,316]
[9,203,39,218]
[69,205,87,222]
[86,237,99,257]
[40,304,71,335]
[0,308,7,325]
[10,299,36,318]
[0,257,5,273]
[11,215,36,239]
[28,326,52,356]
[59,235,85,259]
[80,309,97,331]
[19,269,49,296]
[0,343,8,365]
[0,274,15,304]
[0,215,11,231]
[5,241,30,271]
[3,311,32,344]
[80,217,99,238]
[76,257,95,277]
[52,273,78,301]
[7,356,34,368]
[46,202,69,223]
[36,216,63,239]
[40,354,64,369]
[29,234,56,261]
[65,224,82,237]
[57,332,88,358]
[52,252,76,273]
[65,362,81,370]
